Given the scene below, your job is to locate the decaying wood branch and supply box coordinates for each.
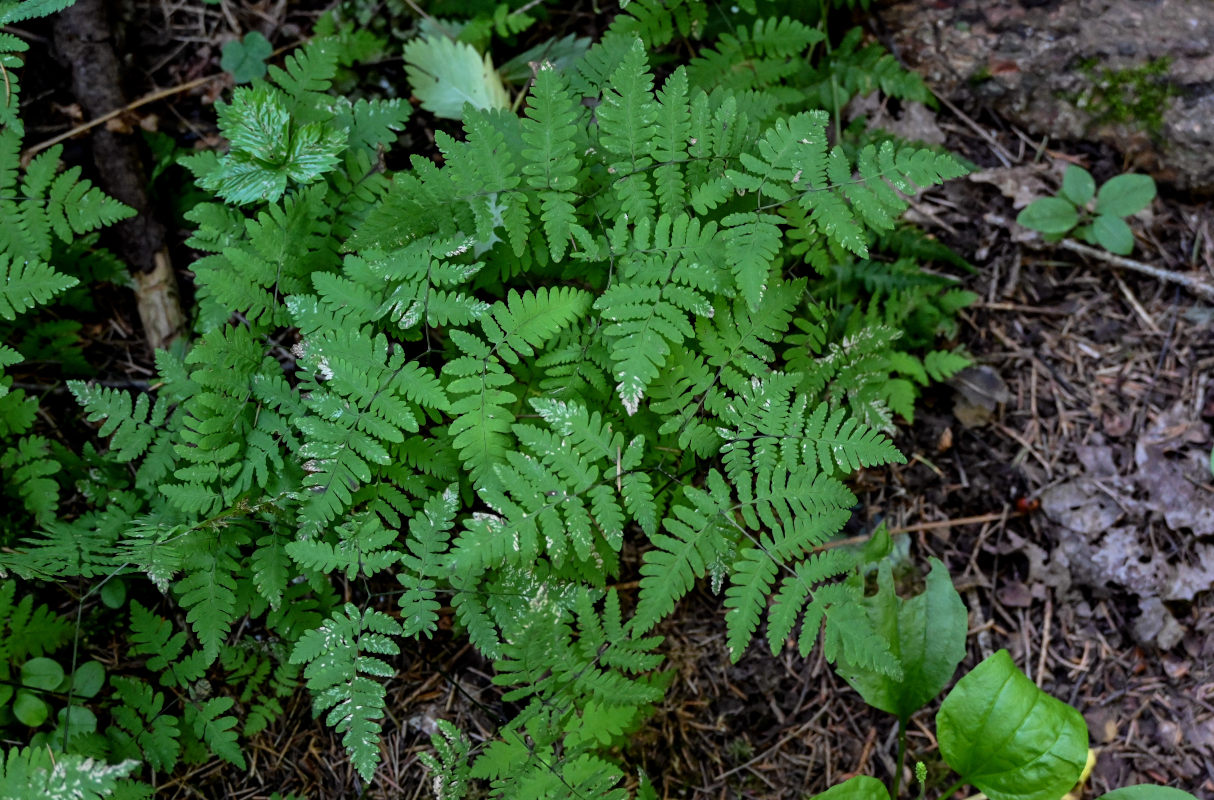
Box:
[53,0,185,351]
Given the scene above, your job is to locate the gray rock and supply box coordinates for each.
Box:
[879,0,1214,193]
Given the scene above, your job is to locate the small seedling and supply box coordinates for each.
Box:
[220,32,273,84]
[1017,166,1155,255]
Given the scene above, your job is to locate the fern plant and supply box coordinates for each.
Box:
[2,0,976,794]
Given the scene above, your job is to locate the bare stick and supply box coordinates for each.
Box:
[1059,239,1214,303]
[23,73,220,162]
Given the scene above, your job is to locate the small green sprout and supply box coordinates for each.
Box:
[1017,165,1155,255]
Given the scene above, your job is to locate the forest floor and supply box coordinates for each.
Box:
[18,0,1214,797]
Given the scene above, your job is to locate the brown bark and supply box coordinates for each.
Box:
[53,0,185,350]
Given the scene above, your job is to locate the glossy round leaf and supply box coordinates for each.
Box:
[21,657,65,691]
[13,691,49,727]
[1095,174,1156,217]
[1017,197,1078,235]
[99,577,126,609]
[810,776,891,800]
[1060,166,1095,206]
[1092,214,1134,255]
[938,650,1089,800]
[69,661,106,699]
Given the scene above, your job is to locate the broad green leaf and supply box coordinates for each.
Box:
[1100,787,1199,800]
[810,776,891,800]
[403,36,509,120]
[13,691,49,726]
[938,650,1089,800]
[1060,165,1095,206]
[1016,197,1079,235]
[835,559,967,721]
[69,661,106,699]
[1095,174,1156,217]
[99,578,125,609]
[20,657,64,691]
[57,704,99,738]
[221,31,273,84]
[1092,214,1134,255]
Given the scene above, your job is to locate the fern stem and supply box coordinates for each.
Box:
[938,777,967,800]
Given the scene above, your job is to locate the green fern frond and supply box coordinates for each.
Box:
[398,485,459,638]
[0,747,138,800]
[520,63,584,261]
[289,604,403,781]
[0,257,77,321]
[186,697,246,768]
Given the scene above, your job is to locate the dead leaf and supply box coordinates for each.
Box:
[1133,596,1185,650]
[1041,481,1125,534]
[950,365,1012,409]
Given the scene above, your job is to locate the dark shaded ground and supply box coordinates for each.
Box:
[15,0,1214,797]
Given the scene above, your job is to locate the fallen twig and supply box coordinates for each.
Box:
[22,73,220,162]
[1059,239,1214,303]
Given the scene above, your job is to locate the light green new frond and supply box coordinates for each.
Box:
[520,64,584,260]
[289,604,403,781]
[47,164,135,238]
[722,499,853,661]
[445,287,590,486]
[0,257,77,320]
[924,349,970,381]
[720,211,782,308]
[0,747,138,800]
[267,37,339,110]
[294,326,447,528]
